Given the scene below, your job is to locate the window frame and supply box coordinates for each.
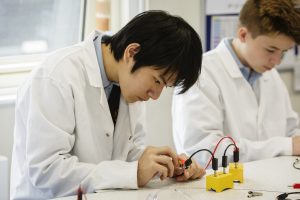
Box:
[0,0,87,104]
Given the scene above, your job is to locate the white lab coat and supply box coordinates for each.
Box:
[172,39,300,166]
[10,31,146,200]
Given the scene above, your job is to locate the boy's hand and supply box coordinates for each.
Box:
[174,154,205,181]
[137,146,178,187]
[293,136,300,155]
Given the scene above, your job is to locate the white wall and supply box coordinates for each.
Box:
[0,103,15,165]
[145,0,205,41]
[145,88,175,148]
[0,102,15,199]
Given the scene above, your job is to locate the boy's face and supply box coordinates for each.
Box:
[118,62,176,103]
[241,30,294,73]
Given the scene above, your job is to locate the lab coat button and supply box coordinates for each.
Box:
[105,133,110,137]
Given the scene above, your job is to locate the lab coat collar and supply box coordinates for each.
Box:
[79,31,113,125]
[80,31,142,132]
[81,31,104,88]
[215,39,244,79]
[215,39,271,82]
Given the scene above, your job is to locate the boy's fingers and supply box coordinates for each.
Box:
[155,155,175,177]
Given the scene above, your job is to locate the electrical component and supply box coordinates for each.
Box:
[247,191,263,198]
[222,143,236,173]
[222,142,244,184]
[206,172,234,192]
[178,159,184,168]
[277,193,288,200]
[77,185,83,200]
[184,149,213,169]
[185,149,233,192]
[222,155,228,173]
[77,185,87,200]
[277,192,300,200]
[229,148,244,183]
[293,158,300,170]
[233,148,239,163]
[183,158,192,169]
[229,163,244,183]
[289,183,300,189]
[204,136,238,169]
[187,136,242,192]
[206,157,234,192]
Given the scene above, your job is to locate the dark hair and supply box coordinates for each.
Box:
[102,10,203,94]
[239,0,300,43]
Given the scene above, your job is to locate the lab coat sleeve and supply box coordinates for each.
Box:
[238,76,299,161]
[280,77,300,137]
[238,72,299,161]
[172,69,297,166]
[23,77,138,198]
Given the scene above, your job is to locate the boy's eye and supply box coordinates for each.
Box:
[266,49,275,53]
[155,79,161,84]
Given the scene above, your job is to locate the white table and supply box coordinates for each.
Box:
[53,156,300,200]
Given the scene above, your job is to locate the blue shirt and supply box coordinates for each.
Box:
[93,32,113,99]
[224,38,261,87]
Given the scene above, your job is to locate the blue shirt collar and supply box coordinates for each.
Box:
[93,31,114,98]
[224,38,261,86]
[93,32,111,88]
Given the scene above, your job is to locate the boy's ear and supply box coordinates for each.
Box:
[124,43,141,62]
[237,27,249,43]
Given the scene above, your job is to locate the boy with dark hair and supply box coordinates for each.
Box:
[173,0,300,166]
[10,10,204,199]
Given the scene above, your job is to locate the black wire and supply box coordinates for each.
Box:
[277,192,300,200]
[223,143,235,156]
[293,158,300,170]
[288,192,300,195]
[184,149,214,169]
[189,149,214,159]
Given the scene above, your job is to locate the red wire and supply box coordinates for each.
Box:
[204,136,238,169]
[291,183,300,189]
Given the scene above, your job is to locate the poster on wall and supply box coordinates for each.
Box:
[206,0,244,15]
[208,15,239,50]
[205,0,245,51]
[205,0,244,51]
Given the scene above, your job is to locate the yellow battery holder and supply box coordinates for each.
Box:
[229,163,244,183]
[206,172,234,192]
